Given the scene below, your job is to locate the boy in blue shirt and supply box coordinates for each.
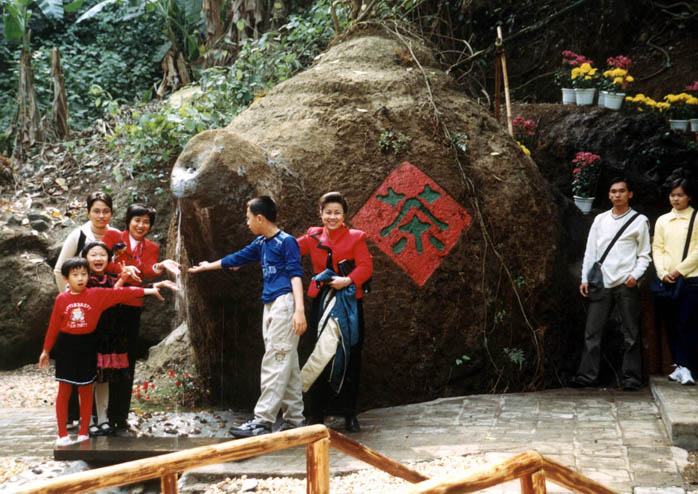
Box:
[189,196,307,436]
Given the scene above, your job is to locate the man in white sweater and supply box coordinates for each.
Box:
[571,178,651,390]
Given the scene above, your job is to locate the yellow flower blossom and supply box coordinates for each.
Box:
[517,142,531,155]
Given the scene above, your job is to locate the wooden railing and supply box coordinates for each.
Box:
[19,425,616,494]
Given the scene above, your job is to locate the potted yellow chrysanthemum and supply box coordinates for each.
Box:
[571,63,599,105]
[686,81,698,132]
[664,93,697,132]
[599,56,632,108]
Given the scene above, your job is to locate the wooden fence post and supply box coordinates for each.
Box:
[521,470,547,493]
[161,473,178,494]
[307,437,330,494]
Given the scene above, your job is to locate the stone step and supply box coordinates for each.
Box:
[54,437,232,464]
[649,374,698,449]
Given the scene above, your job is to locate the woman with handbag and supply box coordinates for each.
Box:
[652,172,698,385]
[297,192,373,432]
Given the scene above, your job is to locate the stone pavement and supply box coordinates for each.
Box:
[1,381,695,494]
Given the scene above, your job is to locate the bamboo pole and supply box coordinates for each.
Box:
[494,51,502,121]
[395,451,543,494]
[161,472,178,494]
[496,25,513,137]
[307,438,330,494]
[328,429,428,484]
[21,425,330,494]
[541,457,616,494]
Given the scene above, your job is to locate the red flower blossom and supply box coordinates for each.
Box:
[606,55,632,70]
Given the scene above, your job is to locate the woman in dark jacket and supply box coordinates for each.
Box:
[297,192,373,432]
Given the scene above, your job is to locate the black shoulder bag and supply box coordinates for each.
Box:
[650,209,697,300]
[586,212,640,301]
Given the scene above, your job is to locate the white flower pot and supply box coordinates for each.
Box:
[597,90,606,107]
[574,88,595,106]
[561,88,576,105]
[669,119,690,132]
[604,92,625,111]
[691,119,698,132]
[573,196,595,214]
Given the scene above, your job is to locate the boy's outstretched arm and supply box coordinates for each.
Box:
[290,276,306,335]
[188,260,223,273]
[144,280,179,301]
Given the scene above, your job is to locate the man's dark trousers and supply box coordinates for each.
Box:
[576,284,642,387]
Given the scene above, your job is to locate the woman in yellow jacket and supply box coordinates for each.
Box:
[652,172,698,385]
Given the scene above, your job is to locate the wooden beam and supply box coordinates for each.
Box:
[395,451,543,493]
[307,438,330,494]
[161,473,178,494]
[328,429,428,484]
[541,457,617,494]
[21,425,330,494]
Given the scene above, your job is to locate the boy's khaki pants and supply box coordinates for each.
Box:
[254,292,305,426]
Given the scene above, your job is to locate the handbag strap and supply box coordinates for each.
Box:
[598,212,641,265]
[681,209,697,261]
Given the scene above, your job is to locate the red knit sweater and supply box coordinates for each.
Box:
[43,287,144,351]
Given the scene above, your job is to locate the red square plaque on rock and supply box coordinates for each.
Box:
[351,161,472,286]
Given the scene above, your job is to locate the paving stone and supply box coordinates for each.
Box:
[634,487,685,493]
[1,383,692,494]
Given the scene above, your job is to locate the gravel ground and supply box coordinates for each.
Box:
[0,364,494,493]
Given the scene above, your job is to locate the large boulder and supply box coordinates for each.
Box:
[170,28,560,409]
[0,231,55,369]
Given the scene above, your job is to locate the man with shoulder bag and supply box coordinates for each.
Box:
[570,177,651,391]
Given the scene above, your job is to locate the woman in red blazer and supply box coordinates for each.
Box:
[103,203,179,431]
[297,192,373,432]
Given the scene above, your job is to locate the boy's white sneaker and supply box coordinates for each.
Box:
[668,365,682,382]
[680,367,696,385]
[76,434,90,443]
[56,435,73,447]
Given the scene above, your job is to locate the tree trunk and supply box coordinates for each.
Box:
[201,0,225,68]
[11,46,43,171]
[156,49,191,98]
[50,48,70,139]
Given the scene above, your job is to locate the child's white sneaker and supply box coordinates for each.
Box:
[56,435,73,447]
[76,434,90,443]
[668,365,682,382]
[680,367,696,385]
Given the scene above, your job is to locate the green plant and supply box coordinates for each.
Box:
[449,132,468,153]
[379,131,411,153]
[455,354,470,366]
[133,368,209,410]
[494,309,507,325]
[100,0,341,181]
[503,347,525,370]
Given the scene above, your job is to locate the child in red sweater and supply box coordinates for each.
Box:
[39,257,176,446]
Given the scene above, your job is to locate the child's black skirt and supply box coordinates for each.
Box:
[54,332,98,386]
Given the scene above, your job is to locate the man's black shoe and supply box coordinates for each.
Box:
[305,415,324,426]
[230,420,272,438]
[345,415,360,433]
[568,377,592,388]
[622,382,641,391]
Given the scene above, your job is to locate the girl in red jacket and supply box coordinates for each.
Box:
[297,192,373,432]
